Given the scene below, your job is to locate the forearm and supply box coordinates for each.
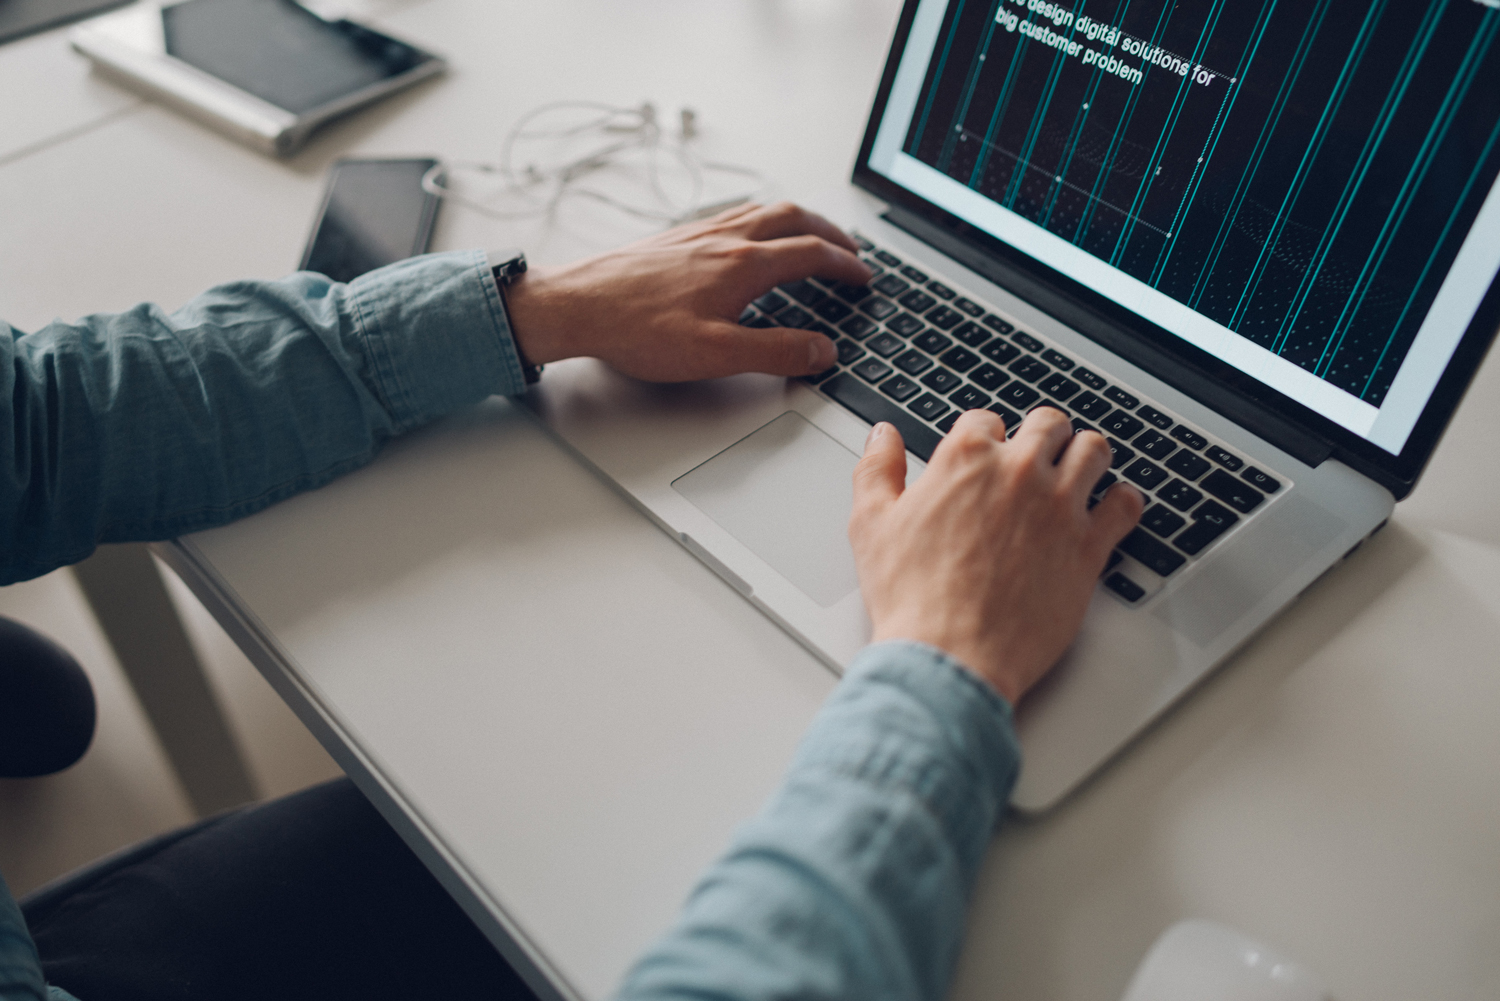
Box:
[617,641,1020,1001]
[1,249,525,584]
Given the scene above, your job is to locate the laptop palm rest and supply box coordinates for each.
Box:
[673,412,861,608]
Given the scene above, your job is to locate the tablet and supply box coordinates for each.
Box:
[70,0,445,156]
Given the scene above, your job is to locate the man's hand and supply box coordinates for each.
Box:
[848,408,1143,705]
[502,202,870,381]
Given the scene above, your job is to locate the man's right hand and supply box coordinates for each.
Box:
[848,407,1143,705]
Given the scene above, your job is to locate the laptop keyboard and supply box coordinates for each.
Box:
[736,236,1289,606]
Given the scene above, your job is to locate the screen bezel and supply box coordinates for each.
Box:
[852,0,1500,500]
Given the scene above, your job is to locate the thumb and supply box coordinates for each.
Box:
[851,422,907,523]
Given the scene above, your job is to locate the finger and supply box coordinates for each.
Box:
[752,234,871,288]
[1055,429,1113,502]
[1008,405,1073,464]
[948,406,1009,443]
[705,321,836,377]
[851,422,907,523]
[1086,482,1145,562]
[733,201,862,254]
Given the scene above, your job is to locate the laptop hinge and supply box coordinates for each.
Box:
[882,205,1336,470]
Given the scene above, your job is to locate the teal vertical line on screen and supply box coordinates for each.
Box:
[1226,0,1391,337]
[1272,0,1449,356]
[1150,0,1279,288]
[937,0,1007,174]
[1316,9,1494,381]
[997,0,1089,206]
[1107,0,1228,269]
[1360,109,1500,400]
[910,0,971,158]
[1071,3,1176,244]
[964,7,1037,188]
[1186,0,1332,310]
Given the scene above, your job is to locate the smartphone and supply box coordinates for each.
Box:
[299,158,442,284]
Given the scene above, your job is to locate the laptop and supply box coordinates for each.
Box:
[530,0,1500,812]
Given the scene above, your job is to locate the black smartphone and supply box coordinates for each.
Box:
[299,158,442,284]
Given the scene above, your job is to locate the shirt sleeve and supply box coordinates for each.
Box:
[616,640,1021,1001]
[0,249,526,585]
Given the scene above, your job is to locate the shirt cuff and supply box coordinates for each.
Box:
[344,249,528,428]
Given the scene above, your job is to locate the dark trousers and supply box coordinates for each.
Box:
[22,778,541,1001]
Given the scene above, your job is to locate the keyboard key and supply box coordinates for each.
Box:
[873,273,910,297]
[860,296,899,320]
[1169,425,1208,450]
[900,264,929,282]
[753,290,789,314]
[913,330,953,355]
[894,349,933,376]
[873,249,901,267]
[839,315,878,340]
[981,339,1020,364]
[1120,528,1187,576]
[982,314,1014,333]
[969,363,1009,391]
[1012,331,1044,352]
[899,289,937,313]
[1201,469,1265,513]
[926,305,963,330]
[1008,356,1051,383]
[781,280,826,307]
[851,357,892,382]
[1069,391,1112,420]
[866,332,906,358]
[1174,501,1239,555]
[1241,467,1281,493]
[1073,367,1107,390]
[774,305,816,329]
[1164,450,1210,480]
[936,411,961,433]
[743,314,776,329]
[1158,479,1203,511]
[908,393,950,423]
[835,340,865,365]
[738,306,757,325]
[939,346,981,372]
[1092,471,1117,494]
[926,280,956,299]
[951,321,990,347]
[1100,410,1145,440]
[1071,417,1099,435]
[1039,373,1081,402]
[1142,504,1186,538]
[1134,430,1177,460]
[832,281,872,304]
[1103,550,1124,575]
[1136,404,1173,430]
[998,382,1040,409]
[853,234,873,251]
[804,366,838,383]
[953,297,984,317]
[880,374,921,402]
[1102,386,1139,409]
[1123,457,1170,491]
[1205,445,1242,470]
[1041,349,1075,371]
[921,367,963,393]
[814,299,852,322]
[988,403,1024,432]
[1104,572,1146,602]
[949,385,991,410]
[1106,438,1135,468]
[821,373,943,461]
[888,312,925,337]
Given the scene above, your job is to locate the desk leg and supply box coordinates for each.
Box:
[72,544,258,816]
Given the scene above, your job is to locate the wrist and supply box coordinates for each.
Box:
[500,270,573,367]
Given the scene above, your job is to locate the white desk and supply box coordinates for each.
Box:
[4,3,1499,1000]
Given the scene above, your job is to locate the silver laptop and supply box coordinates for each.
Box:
[530,0,1500,812]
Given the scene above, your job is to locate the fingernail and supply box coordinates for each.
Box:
[809,336,836,371]
[865,422,887,449]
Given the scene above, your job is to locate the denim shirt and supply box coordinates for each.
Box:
[0,251,1021,1001]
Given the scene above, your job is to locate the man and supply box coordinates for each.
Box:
[1,202,1140,1000]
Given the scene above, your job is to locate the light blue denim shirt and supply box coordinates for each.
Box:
[0,251,1021,1001]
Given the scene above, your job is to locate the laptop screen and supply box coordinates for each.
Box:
[865,0,1500,457]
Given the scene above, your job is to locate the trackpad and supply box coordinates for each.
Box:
[672,412,860,607]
